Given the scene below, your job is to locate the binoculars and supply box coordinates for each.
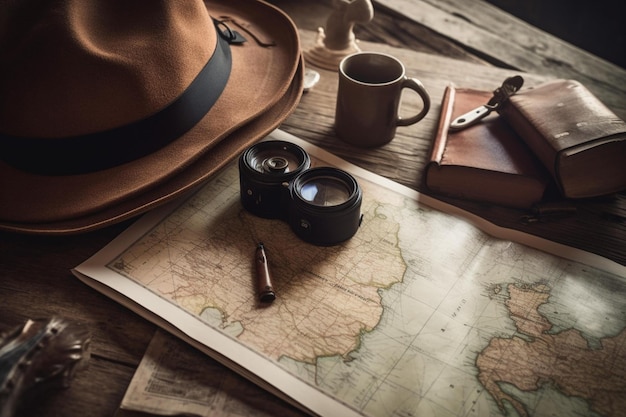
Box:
[238,140,363,246]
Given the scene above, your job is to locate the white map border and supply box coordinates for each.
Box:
[73,129,625,417]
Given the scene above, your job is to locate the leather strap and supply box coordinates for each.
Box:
[0,20,242,175]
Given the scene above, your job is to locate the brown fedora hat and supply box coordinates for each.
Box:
[0,70,303,234]
[0,0,302,234]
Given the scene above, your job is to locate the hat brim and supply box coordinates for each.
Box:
[0,0,302,232]
[0,56,304,235]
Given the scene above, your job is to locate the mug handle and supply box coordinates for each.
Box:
[396,77,430,127]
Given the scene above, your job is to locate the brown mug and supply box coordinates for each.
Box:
[335,52,430,147]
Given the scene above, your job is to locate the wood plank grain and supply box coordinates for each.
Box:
[0,225,157,417]
[294,29,548,190]
[374,0,626,118]
[284,30,625,266]
[13,357,136,417]
[269,0,488,65]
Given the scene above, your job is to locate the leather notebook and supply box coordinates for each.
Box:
[497,79,626,199]
[425,84,551,209]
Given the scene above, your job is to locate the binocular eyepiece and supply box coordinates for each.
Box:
[239,140,362,246]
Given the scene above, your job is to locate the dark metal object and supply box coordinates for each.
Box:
[0,317,91,417]
[449,75,524,131]
[239,140,363,246]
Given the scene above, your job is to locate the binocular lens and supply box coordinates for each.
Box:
[298,176,352,207]
[239,141,362,245]
[239,141,311,219]
[248,148,305,175]
[289,167,362,245]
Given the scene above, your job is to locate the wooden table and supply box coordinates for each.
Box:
[2,1,625,416]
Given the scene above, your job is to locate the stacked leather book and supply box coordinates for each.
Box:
[425,79,626,209]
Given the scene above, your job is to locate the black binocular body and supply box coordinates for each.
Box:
[238,140,362,246]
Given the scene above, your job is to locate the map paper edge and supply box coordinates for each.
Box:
[270,130,624,277]
[72,128,625,416]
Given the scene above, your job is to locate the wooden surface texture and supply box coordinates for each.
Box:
[1,1,624,416]
[284,30,626,266]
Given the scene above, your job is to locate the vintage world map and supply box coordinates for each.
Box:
[87,134,626,417]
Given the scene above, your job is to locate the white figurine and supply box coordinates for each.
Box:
[304,0,374,71]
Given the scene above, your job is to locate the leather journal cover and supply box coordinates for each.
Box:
[425,85,551,209]
[498,79,626,199]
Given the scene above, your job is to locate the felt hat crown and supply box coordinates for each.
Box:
[0,0,303,233]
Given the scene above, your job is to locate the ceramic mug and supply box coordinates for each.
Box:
[335,52,430,147]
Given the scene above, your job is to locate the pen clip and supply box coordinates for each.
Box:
[449,75,524,132]
[449,104,496,131]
